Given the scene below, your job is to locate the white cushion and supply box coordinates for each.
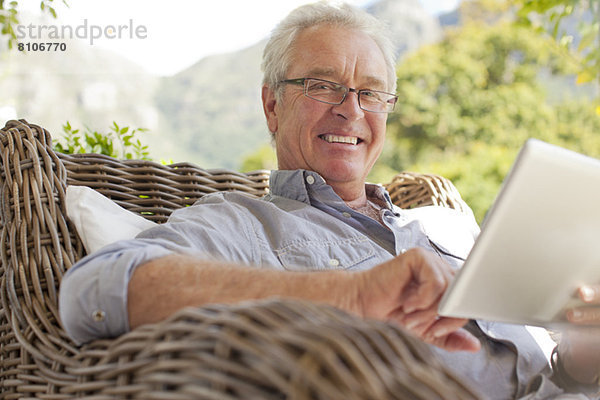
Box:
[65,186,157,254]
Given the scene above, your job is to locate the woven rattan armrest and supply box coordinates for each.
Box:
[0,120,479,399]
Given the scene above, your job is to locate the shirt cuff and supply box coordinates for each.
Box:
[59,240,173,345]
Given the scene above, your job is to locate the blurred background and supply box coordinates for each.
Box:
[1,0,598,222]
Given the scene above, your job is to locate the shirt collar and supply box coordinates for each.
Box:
[269,169,393,209]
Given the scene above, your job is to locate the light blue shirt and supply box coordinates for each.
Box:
[59,169,589,399]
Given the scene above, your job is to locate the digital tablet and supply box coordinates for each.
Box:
[438,139,600,328]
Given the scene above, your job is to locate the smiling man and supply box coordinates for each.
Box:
[60,3,599,399]
[263,24,390,207]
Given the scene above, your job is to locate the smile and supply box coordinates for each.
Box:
[319,134,361,145]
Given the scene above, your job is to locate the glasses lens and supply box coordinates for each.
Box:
[305,79,346,104]
[359,90,397,113]
[299,78,398,113]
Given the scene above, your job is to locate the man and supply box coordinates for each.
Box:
[60,3,600,398]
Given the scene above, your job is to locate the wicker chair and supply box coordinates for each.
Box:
[0,120,480,399]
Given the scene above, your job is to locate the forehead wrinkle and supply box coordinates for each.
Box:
[362,76,387,91]
[304,67,337,79]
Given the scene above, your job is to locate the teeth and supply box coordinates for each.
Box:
[321,134,358,145]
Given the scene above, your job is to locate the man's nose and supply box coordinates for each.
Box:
[331,90,365,121]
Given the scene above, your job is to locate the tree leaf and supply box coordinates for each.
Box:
[575,71,594,84]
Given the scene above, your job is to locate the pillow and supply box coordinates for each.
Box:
[66,186,157,254]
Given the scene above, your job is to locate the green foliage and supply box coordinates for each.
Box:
[240,143,277,172]
[512,0,600,86]
[0,0,19,49]
[0,0,67,49]
[378,19,600,222]
[54,121,151,160]
[399,144,518,222]
[388,22,573,159]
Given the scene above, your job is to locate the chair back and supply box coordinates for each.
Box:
[59,152,270,223]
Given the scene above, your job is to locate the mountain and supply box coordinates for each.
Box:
[367,0,442,57]
[151,41,267,168]
[438,9,460,27]
[152,0,443,169]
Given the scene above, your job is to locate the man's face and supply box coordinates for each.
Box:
[263,25,390,194]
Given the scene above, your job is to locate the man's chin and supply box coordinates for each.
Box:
[316,163,367,187]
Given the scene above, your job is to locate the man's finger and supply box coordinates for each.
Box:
[400,309,439,337]
[388,307,438,337]
[579,285,600,304]
[433,328,481,353]
[566,307,600,324]
[426,316,472,341]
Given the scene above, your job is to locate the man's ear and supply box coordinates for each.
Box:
[262,84,278,134]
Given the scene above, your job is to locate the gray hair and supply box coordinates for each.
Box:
[261,1,397,95]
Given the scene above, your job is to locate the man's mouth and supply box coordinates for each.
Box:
[319,134,362,145]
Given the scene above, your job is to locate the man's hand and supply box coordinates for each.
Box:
[559,284,600,385]
[355,248,481,353]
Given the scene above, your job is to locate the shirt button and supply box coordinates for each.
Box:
[306,175,315,184]
[92,310,106,322]
[329,258,340,267]
[342,212,352,218]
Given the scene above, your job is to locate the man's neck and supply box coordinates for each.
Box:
[329,179,389,219]
[345,195,368,209]
[327,181,368,209]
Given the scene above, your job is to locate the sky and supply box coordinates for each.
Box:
[18,0,460,76]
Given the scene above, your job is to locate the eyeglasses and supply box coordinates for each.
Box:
[279,77,398,113]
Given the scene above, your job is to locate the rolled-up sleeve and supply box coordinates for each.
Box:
[59,239,174,345]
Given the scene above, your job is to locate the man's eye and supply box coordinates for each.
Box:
[360,90,384,102]
[361,90,377,98]
[312,83,337,91]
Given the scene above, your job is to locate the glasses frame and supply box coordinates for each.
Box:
[279,77,398,113]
